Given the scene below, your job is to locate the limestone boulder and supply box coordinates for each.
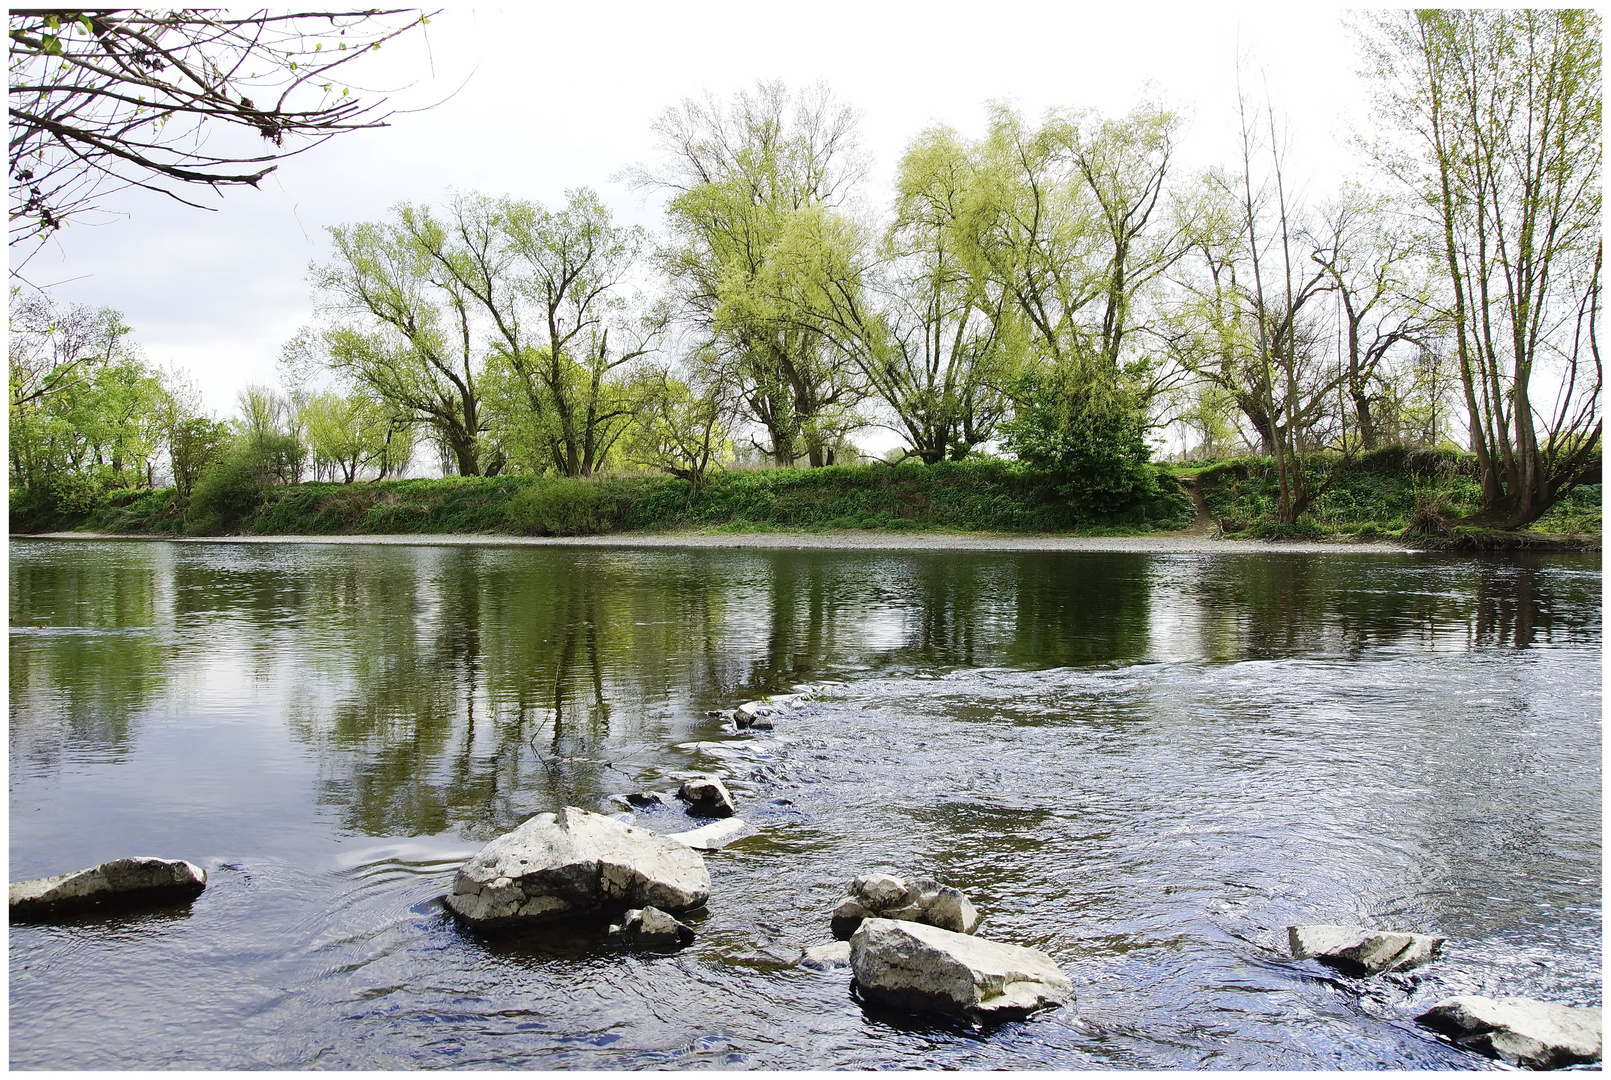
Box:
[831,872,981,938]
[10,856,206,919]
[609,905,696,948]
[444,807,710,927]
[1287,924,1444,976]
[1418,995,1602,1070]
[849,918,1072,1020]
[677,776,737,818]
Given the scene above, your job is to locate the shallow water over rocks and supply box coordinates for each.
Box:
[9,538,1601,1069]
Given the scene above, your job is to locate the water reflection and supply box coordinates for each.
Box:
[9,540,1600,843]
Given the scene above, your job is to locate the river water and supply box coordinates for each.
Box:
[8,538,1601,1069]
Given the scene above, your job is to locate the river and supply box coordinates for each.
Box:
[8,538,1601,1069]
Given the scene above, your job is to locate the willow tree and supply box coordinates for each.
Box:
[1360,10,1601,528]
[629,81,869,467]
[400,190,656,477]
[801,126,1017,464]
[302,212,496,476]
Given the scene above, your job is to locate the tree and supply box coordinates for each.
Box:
[300,388,409,482]
[1360,10,1601,528]
[405,190,658,477]
[622,364,732,488]
[299,209,497,477]
[1308,192,1438,451]
[958,102,1189,386]
[9,8,435,254]
[1230,89,1336,525]
[810,127,1016,464]
[629,80,871,467]
[8,285,129,408]
[8,286,164,492]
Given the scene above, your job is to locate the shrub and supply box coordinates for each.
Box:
[505,477,635,536]
[1000,367,1155,515]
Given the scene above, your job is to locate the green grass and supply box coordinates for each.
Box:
[11,459,1196,538]
[12,450,1597,545]
[1179,447,1599,542]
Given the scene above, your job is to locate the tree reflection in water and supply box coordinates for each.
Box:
[9,540,1600,842]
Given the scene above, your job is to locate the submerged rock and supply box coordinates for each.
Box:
[1418,995,1602,1069]
[849,917,1072,1020]
[677,776,737,818]
[609,905,696,948]
[10,856,207,919]
[1287,924,1444,975]
[831,872,981,938]
[444,807,710,927]
[621,791,676,810]
[801,940,853,970]
[664,817,751,851]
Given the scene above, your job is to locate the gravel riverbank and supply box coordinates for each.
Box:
[17,530,1419,555]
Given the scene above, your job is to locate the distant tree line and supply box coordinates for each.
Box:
[10,10,1599,530]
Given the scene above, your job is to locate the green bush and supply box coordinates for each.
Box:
[505,477,636,536]
[1000,368,1156,515]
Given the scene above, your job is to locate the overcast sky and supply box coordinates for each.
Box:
[17,2,1374,443]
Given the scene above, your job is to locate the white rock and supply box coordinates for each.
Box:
[609,905,695,947]
[678,776,737,818]
[1287,924,1444,975]
[850,918,1072,1019]
[664,817,752,851]
[10,857,206,918]
[444,807,710,926]
[1418,995,1602,1069]
[801,940,853,970]
[832,872,982,937]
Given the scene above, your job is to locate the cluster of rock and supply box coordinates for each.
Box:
[830,871,980,937]
[707,686,818,732]
[1287,922,1600,1069]
[10,856,206,919]
[805,870,1071,1021]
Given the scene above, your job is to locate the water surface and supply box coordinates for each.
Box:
[9,539,1601,1069]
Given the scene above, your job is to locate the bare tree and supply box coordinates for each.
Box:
[9,8,435,254]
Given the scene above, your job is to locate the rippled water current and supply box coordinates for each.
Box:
[8,538,1602,1069]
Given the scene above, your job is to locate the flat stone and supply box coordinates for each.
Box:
[609,905,695,948]
[850,918,1072,1019]
[677,776,737,818]
[664,817,752,850]
[1288,924,1444,975]
[1418,995,1602,1069]
[10,857,206,919]
[801,940,853,970]
[444,807,710,927]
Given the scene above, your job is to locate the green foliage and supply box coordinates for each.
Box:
[1189,449,1493,535]
[1000,366,1156,514]
[166,414,230,497]
[505,477,644,536]
[186,433,304,533]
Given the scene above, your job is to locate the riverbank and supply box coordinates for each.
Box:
[14,529,1425,554]
[10,452,1599,551]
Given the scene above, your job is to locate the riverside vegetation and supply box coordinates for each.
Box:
[10,448,1600,549]
[8,12,1601,545]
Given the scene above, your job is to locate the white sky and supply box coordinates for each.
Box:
[16,1,1374,450]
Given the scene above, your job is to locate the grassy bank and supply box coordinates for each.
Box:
[9,459,1197,538]
[1179,446,1600,547]
[11,451,1599,547]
